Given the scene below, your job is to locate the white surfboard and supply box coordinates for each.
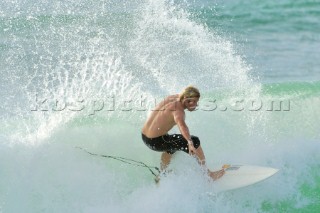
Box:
[213,164,279,192]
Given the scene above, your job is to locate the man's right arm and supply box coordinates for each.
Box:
[173,111,190,139]
[173,110,197,154]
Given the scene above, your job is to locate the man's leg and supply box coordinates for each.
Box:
[154,152,173,184]
[161,152,172,171]
[195,145,225,180]
[194,145,206,165]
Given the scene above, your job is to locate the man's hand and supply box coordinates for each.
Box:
[188,143,197,155]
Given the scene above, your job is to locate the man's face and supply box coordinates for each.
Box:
[183,97,199,111]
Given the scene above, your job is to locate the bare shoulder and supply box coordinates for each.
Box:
[154,94,179,110]
[165,94,179,103]
[171,101,185,117]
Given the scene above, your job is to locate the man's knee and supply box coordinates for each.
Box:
[191,136,200,149]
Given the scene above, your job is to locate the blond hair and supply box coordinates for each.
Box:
[179,86,200,101]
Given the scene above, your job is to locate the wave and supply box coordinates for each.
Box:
[1,0,257,144]
[197,0,320,34]
[262,81,320,97]
[0,0,319,212]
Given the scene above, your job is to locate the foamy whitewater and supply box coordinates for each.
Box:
[1,0,319,212]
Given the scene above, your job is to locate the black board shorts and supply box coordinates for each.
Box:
[142,133,200,154]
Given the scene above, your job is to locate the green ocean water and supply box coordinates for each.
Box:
[0,0,319,212]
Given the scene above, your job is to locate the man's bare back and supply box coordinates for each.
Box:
[142,94,181,138]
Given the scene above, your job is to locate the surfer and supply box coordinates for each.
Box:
[142,86,225,181]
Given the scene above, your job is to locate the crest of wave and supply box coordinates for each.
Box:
[128,0,264,132]
[7,35,146,145]
[130,0,258,92]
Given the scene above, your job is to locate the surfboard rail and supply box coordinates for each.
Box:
[213,164,279,192]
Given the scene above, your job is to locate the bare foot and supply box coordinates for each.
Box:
[154,169,173,184]
[154,175,160,184]
[208,169,225,181]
